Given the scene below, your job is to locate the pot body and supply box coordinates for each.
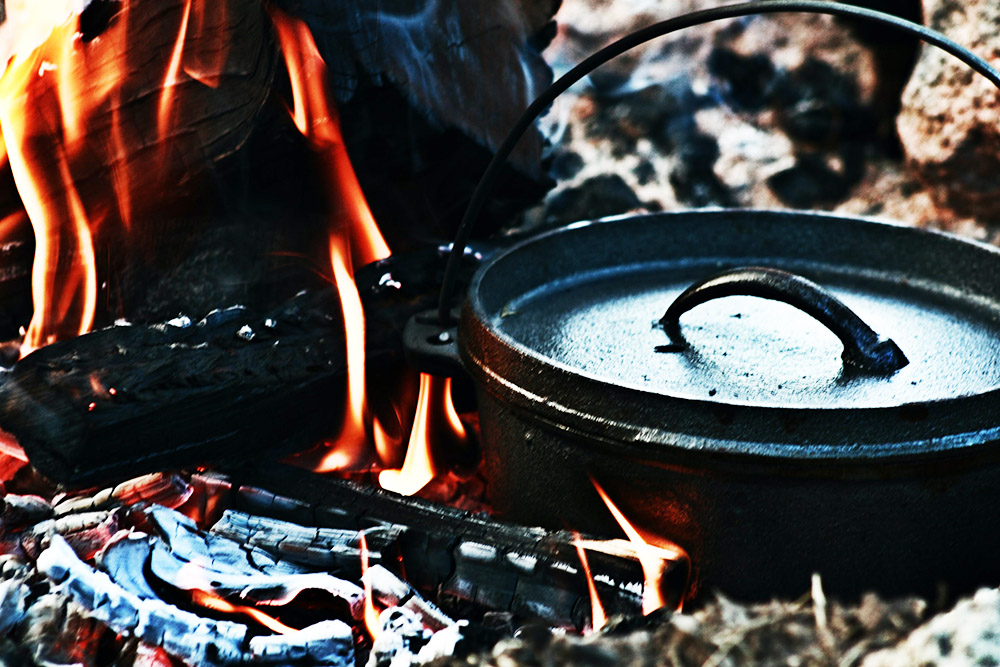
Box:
[475,388,1000,599]
[460,209,1000,600]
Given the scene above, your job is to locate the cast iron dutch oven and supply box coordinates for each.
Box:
[406,1,1000,600]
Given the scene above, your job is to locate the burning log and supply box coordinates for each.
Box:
[227,463,672,629]
[0,289,354,484]
[0,0,558,341]
[0,244,482,485]
[211,510,405,575]
[52,472,193,516]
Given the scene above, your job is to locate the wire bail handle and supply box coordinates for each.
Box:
[435,0,1000,324]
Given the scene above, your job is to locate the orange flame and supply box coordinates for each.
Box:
[158,0,194,139]
[0,7,106,353]
[360,532,381,640]
[314,236,372,472]
[591,478,688,614]
[573,534,607,633]
[269,6,390,269]
[191,589,297,635]
[378,375,468,496]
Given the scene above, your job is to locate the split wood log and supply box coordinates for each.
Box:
[0,291,348,485]
[0,0,557,334]
[0,247,481,486]
[226,463,670,629]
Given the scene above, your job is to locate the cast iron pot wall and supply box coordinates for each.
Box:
[460,209,1000,601]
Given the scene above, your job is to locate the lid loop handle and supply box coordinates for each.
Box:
[658,266,909,375]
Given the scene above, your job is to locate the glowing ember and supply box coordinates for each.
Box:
[573,534,607,633]
[191,589,297,635]
[378,375,469,497]
[360,533,381,640]
[591,478,688,613]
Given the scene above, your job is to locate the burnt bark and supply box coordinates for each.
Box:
[0,247,481,486]
[0,290,350,485]
[225,463,680,628]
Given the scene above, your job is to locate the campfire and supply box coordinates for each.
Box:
[0,0,685,663]
[2,0,1000,664]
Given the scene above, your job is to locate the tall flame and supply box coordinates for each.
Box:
[0,0,247,353]
[269,6,390,269]
[315,237,371,472]
[378,375,469,496]
[573,534,608,633]
[591,478,688,614]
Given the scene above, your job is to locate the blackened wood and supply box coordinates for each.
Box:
[0,246,482,486]
[0,290,350,486]
[226,463,656,628]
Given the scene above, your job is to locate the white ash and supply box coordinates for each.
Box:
[37,534,356,666]
[146,505,365,617]
[0,575,29,635]
[366,606,433,667]
[364,564,455,631]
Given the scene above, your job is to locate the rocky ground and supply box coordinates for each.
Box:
[520,0,1000,245]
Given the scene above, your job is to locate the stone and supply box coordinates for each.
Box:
[897,0,1000,220]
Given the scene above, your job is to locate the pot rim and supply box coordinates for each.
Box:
[461,209,1000,462]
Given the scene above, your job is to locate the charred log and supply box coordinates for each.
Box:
[0,290,352,486]
[225,463,674,629]
[0,247,482,485]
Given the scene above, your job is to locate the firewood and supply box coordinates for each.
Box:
[0,289,353,485]
[0,246,481,486]
[0,0,556,333]
[363,564,455,631]
[211,509,405,575]
[227,464,660,629]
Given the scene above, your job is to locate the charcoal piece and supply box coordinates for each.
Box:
[226,463,661,629]
[545,174,642,225]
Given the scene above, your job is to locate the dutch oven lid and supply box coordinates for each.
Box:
[461,211,1000,453]
[485,217,1000,410]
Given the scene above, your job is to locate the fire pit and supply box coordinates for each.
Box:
[1,0,1000,664]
